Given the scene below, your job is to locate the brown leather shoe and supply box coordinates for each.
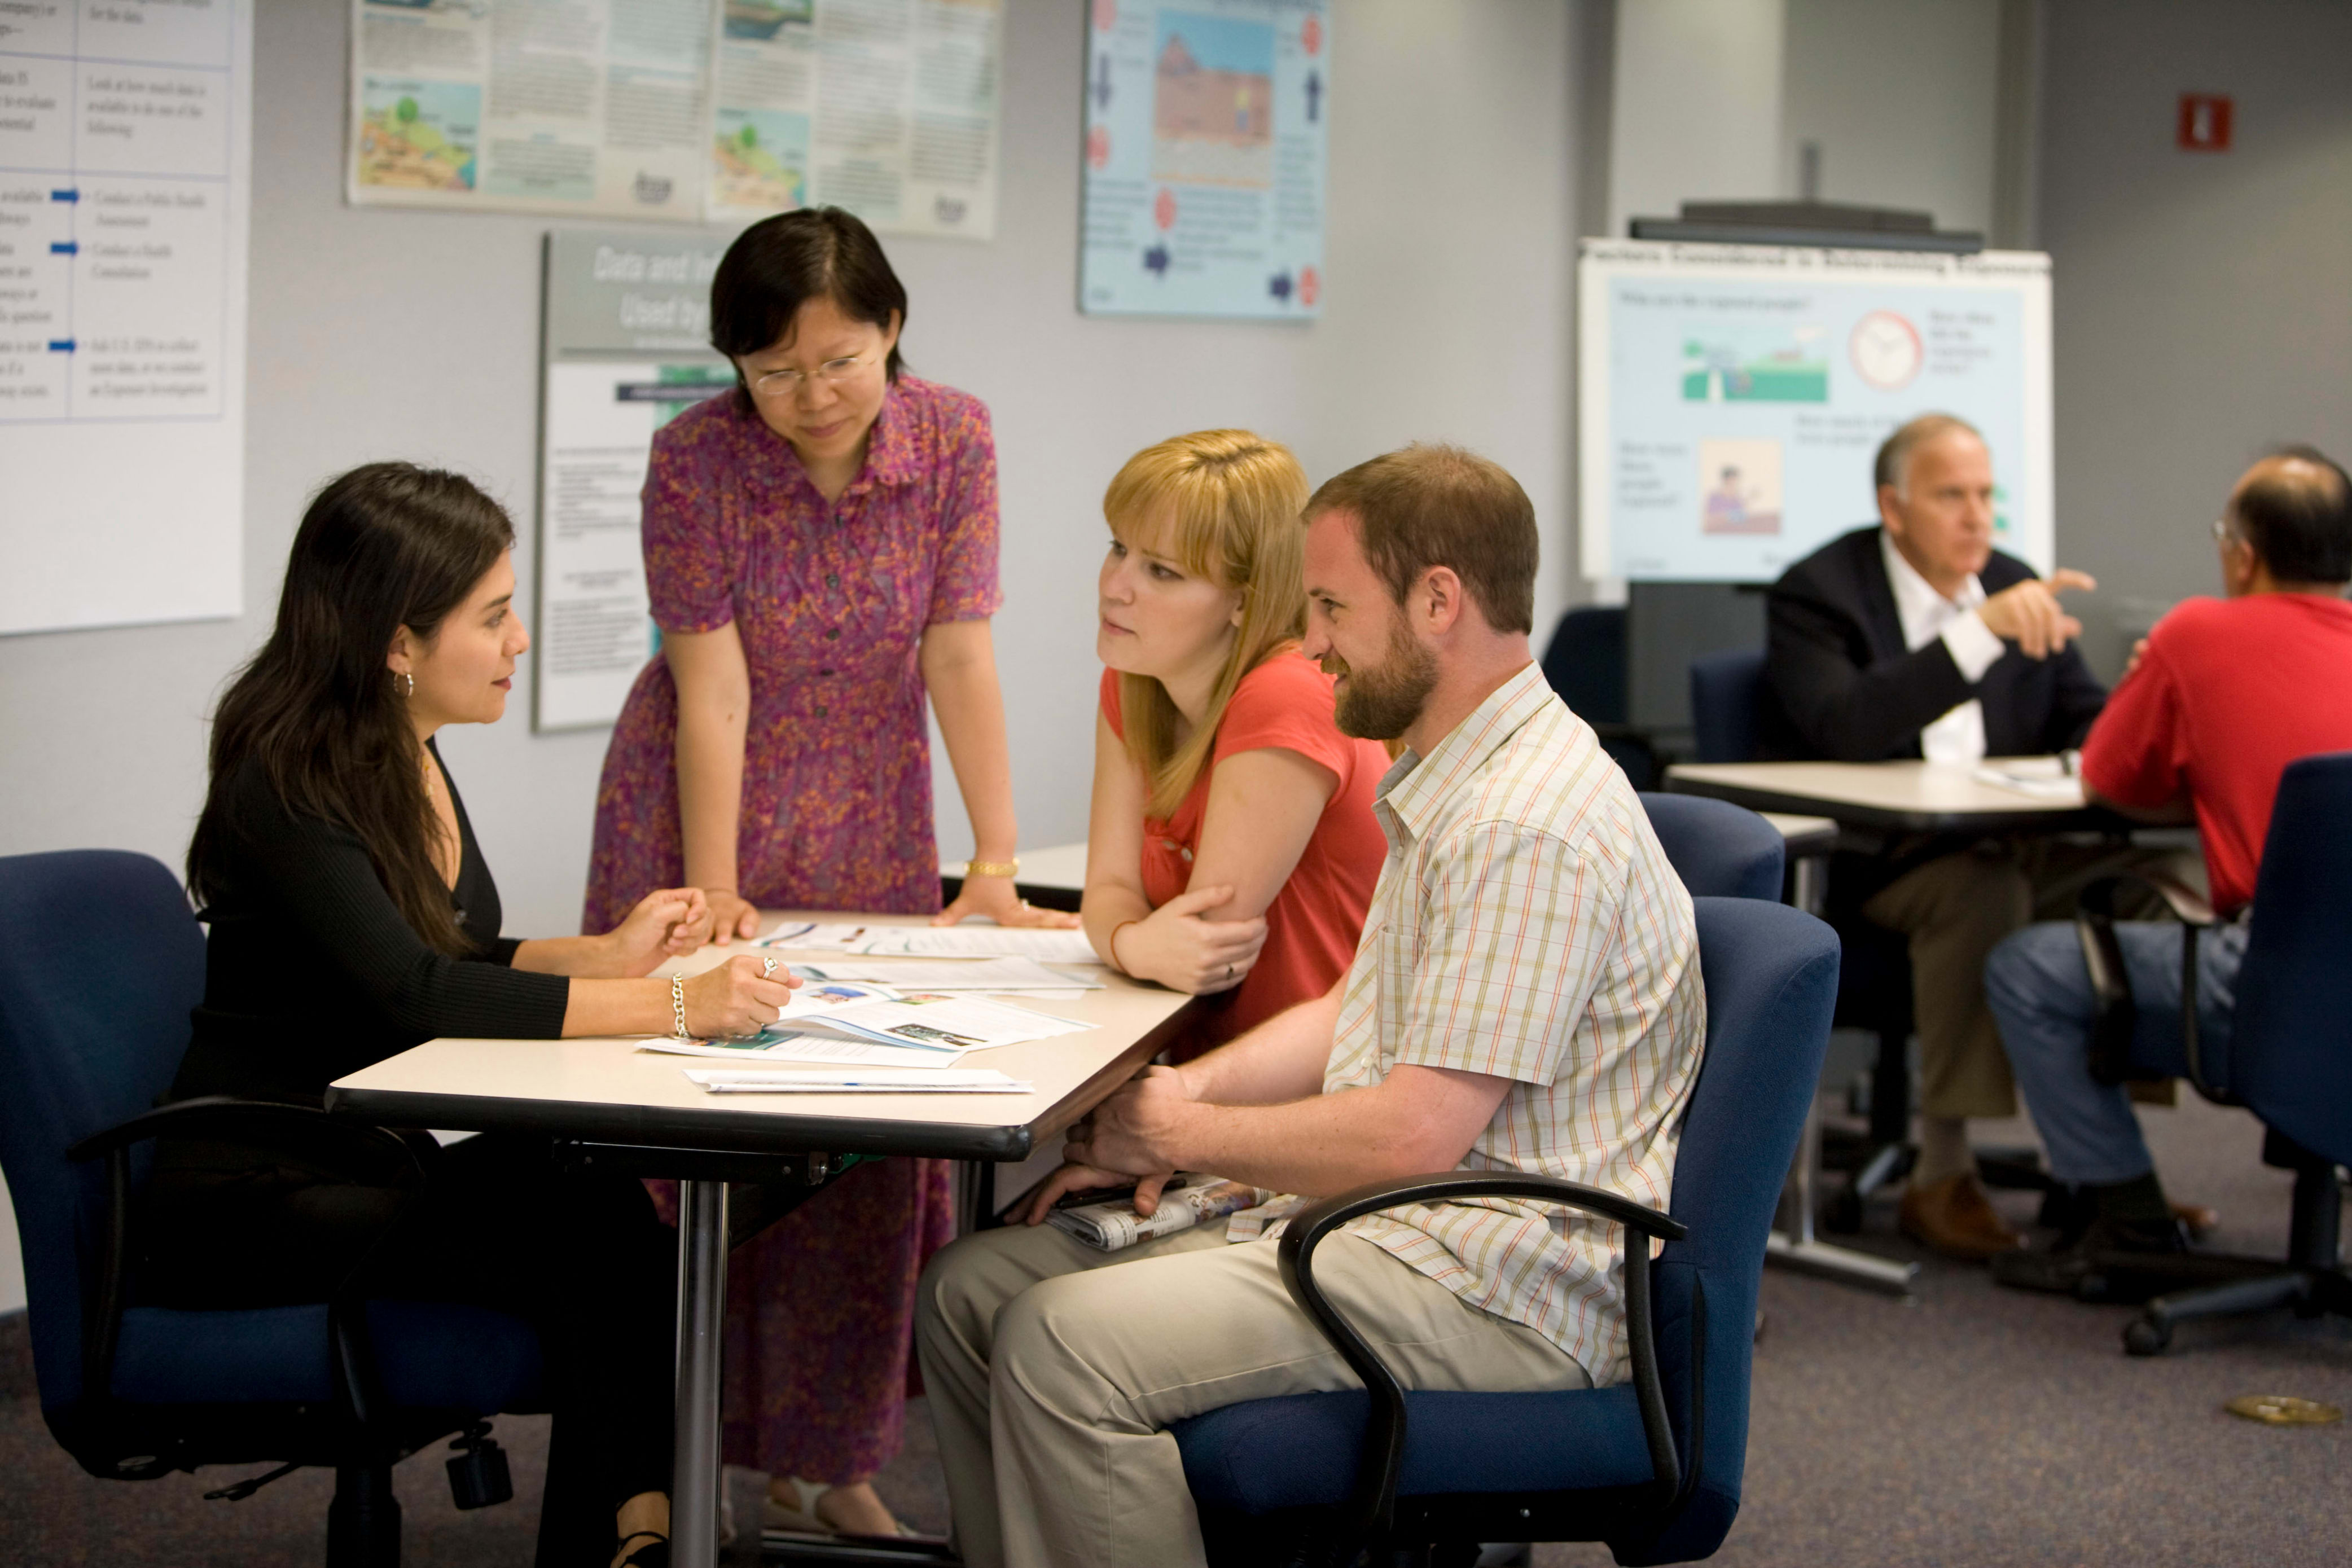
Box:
[1899,1173,2025,1260]
[2171,1200,2220,1239]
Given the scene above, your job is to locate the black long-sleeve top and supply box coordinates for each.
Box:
[172,740,571,1106]
[1756,526,2109,762]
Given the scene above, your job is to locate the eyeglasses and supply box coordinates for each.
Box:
[748,353,877,400]
[2212,517,2241,545]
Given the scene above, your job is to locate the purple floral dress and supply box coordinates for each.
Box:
[583,375,1001,1484]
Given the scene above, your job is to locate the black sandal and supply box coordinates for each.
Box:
[617,1529,669,1567]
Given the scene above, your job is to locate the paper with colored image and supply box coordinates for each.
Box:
[790,993,1095,1054]
[789,958,1103,991]
[760,923,1103,965]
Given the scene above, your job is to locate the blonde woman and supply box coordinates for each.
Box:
[1084,431,1389,1050]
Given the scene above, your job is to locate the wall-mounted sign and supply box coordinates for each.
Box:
[534,230,734,731]
[1078,0,1329,320]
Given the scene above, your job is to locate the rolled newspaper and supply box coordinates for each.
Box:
[1045,1178,1270,1251]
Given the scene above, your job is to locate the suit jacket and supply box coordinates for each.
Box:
[1758,526,2107,762]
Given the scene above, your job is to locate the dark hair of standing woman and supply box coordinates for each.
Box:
[708,205,909,394]
[188,462,515,957]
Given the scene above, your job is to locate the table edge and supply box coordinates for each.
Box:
[326,1000,1196,1163]
[1663,768,2103,834]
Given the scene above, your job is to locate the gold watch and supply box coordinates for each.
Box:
[962,858,1019,879]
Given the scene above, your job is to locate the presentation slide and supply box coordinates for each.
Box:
[1578,240,2052,583]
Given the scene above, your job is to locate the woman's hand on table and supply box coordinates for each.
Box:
[605,888,713,976]
[934,872,1083,929]
[703,889,762,946]
[683,955,800,1038]
[1116,886,1267,994]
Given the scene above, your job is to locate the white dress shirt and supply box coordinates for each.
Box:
[1879,530,2006,764]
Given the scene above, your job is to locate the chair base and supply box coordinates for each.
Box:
[327,1462,402,1568]
[2094,1153,2345,1357]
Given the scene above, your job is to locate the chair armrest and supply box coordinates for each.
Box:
[2077,875,2228,1103]
[1274,1172,1690,1553]
[67,1095,433,1184]
[63,1096,437,1415]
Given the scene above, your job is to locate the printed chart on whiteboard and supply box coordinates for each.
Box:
[535,230,734,731]
[1578,240,2053,584]
[1080,0,1328,319]
[346,0,1002,239]
[0,0,253,637]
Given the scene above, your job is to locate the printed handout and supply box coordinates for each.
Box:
[789,958,1103,991]
[687,1068,1034,1095]
[760,923,1103,966]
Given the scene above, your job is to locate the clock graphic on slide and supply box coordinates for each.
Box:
[1850,310,1924,390]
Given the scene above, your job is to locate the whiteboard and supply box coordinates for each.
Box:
[1577,239,2052,584]
[0,0,252,637]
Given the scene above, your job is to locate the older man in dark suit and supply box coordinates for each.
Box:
[1760,414,2154,1260]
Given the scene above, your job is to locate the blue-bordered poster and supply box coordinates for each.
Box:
[1080,0,1329,320]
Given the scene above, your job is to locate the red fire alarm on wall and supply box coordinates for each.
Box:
[2179,94,2233,151]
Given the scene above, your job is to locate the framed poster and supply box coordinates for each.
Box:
[1079,0,1328,319]
[534,230,734,730]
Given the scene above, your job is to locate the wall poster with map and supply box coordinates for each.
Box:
[346,0,1002,240]
[1079,0,1329,320]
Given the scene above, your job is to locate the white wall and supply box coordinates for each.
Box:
[2039,0,2352,672]
[1781,0,2002,236]
[0,0,1580,1316]
[1607,0,1786,239]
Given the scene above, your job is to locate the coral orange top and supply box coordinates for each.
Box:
[1102,648,1390,1048]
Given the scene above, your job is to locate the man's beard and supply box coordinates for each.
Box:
[1329,618,1439,740]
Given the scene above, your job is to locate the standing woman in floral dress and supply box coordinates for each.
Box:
[584,207,1074,1538]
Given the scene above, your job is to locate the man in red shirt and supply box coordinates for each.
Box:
[1985,448,2352,1289]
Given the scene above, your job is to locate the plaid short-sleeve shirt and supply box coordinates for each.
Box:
[1323,662,1706,1385]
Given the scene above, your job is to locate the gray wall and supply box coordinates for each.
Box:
[2041,0,2352,671]
[0,0,1579,1312]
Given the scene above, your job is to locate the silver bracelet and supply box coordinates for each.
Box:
[670,974,691,1039]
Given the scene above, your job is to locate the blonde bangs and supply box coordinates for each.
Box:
[1102,431,1313,818]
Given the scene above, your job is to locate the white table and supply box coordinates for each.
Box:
[1666,758,2100,835]
[327,911,1193,1568]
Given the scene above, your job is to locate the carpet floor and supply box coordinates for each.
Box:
[2,1091,2342,1566]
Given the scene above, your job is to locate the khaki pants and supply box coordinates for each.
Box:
[1859,837,2194,1121]
[914,1216,1590,1568]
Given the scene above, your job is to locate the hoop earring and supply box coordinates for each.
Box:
[396,671,415,698]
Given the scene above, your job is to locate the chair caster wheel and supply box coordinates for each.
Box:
[2123,1317,2170,1356]
[1823,1190,1864,1235]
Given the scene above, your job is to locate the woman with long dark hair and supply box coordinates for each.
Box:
[156,462,795,1568]
[581,208,1066,1536]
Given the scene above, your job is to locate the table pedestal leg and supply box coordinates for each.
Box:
[1766,851,1921,1296]
[673,1178,730,1568]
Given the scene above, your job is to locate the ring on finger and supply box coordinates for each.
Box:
[761,956,778,977]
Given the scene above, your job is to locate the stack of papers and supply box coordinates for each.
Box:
[640,990,1094,1064]
[1972,757,2084,802]
[760,922,1103,965]
[687,1068,1033,1095]
[789,957,1102,992]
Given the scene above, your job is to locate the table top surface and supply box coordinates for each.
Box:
[1666,759,2099,832]
[327,911,1192,1162]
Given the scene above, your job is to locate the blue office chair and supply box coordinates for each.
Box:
[2084,753,2352,1354]
[1174,897,1839,1566]
[1687,649,1766,765]
[1543,606,1657,788]
[1639,793,1784,902]
[0,850,545,1566]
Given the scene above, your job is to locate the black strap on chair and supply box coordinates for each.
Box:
[1275,1171,1691,1565]
[2073,873,2232,1103]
